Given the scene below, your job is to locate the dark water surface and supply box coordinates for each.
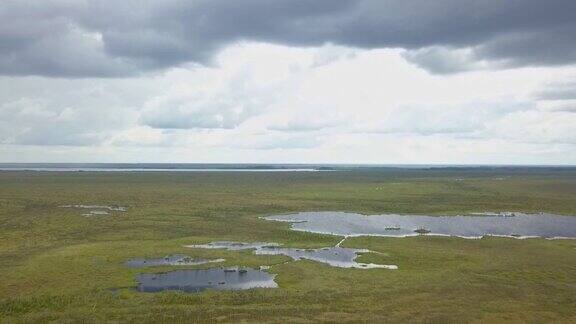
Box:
[265,212,576,239]
[136,268,277,293]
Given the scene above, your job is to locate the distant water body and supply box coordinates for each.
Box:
[0,163,330,172]
[1,163,574,172]
[0,168,322,172]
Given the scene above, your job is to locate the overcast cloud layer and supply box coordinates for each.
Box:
[1,1,575,164]
[2,0,576,77]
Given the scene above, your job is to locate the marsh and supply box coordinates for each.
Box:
[1,169,576,322]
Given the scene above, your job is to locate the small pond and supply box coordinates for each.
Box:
[125,255,224,268]
[135,268,277,293]
[264,211,576,239]
[61,204,127,216]
[187,241,397,269]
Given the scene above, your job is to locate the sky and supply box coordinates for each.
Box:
[1,0,576,165]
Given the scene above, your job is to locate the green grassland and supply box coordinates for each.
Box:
[1,169,575,322]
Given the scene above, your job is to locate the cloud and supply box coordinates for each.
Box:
[267,107,350,132]
[139,43,308,130]
[227,133,322,150]
[354,101,533,136]
[535,81,576,101]
[483,110,576,145]
[401,47,496,74]
[549,104,576,113]
[476,28,576,68]
[140,96,252,130]
[268,119,342,132]
[0,77,139,146]
[1,0,575,77]
[1,41,575,164]
[0,97,134,146]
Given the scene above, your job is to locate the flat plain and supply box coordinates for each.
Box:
[1,168,575,322]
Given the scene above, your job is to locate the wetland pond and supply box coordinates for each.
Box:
[61,204,127,216]
[125,255,224,268]
[135,268,277,293]
[264,211,576,239]
[187,242,397,269]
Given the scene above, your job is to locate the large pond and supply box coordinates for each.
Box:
[265,211,576,239]
[135,268,277,293]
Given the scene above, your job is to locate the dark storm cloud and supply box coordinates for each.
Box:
[1,0,575,77]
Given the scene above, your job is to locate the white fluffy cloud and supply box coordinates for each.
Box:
[1,42,576,164]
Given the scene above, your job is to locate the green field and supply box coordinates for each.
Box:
[1,169,576,323]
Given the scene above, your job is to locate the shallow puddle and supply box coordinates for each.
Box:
[189,242,279,250]
[61,204,127,216]
[135,268,277,293]
[83,210,110,216]
[265,211,576,239]
[187,241,397,269]
[61,204,127,211]
[125,255,224,268]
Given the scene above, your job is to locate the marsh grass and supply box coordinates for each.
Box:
[1,170,575,322]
